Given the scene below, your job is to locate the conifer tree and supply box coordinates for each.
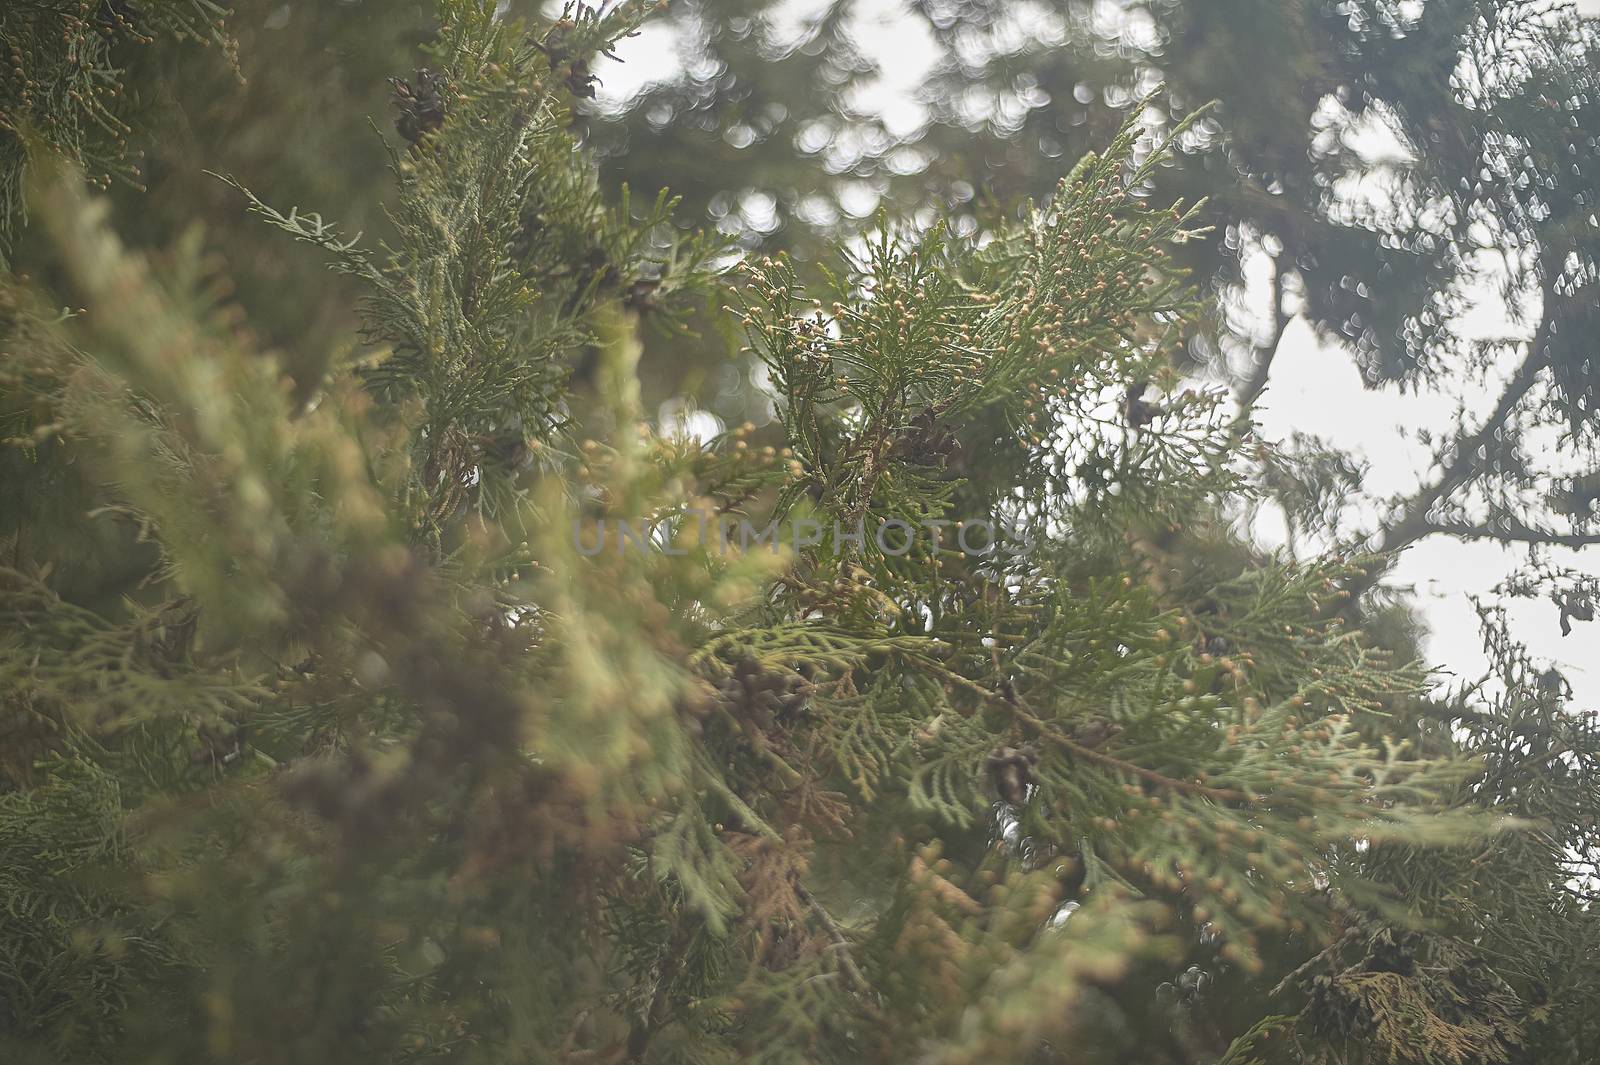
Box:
[1,3,1595,1064]
[0,0,236,265]
[599,0,1600,587]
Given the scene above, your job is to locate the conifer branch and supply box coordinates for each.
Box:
[793,881,872,995]
[914,660,1250,804]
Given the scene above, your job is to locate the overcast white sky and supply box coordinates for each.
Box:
[595,0,1600,708]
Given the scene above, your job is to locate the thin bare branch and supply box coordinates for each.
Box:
[1418,519,1600,551]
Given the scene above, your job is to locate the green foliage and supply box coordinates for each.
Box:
[0,0,235,264]
[0,3,1595,1064]
[599,0,1600,573]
